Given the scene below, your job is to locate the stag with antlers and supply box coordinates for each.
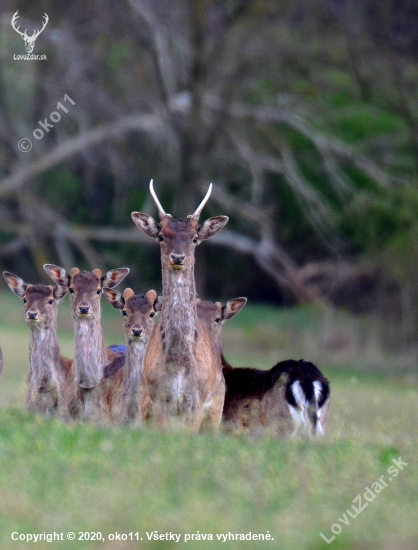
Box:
[131,181,228,432]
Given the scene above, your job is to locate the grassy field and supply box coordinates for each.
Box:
[0,291,417,550]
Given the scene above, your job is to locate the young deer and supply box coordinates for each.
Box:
[3,272,71,416]
[43,264,129,421]
[197,299,331,438]
[131,180,228,432]
[101,288,160,423]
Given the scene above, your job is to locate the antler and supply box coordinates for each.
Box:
[11,11,27,38]
[149,179,171,220]
[32,13,49,40]
[188,183,213,220]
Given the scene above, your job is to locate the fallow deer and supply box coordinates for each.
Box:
[131,180,228,432]
[101,288,160,423]
[3,271,71,416]
[197,298,331,438]
[43,264,129,421]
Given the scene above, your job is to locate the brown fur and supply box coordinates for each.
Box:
[132,183,228,432]
[197,299,331,438]
[101,288,158,423]
[3,272,71,417]
[44,264,129,421]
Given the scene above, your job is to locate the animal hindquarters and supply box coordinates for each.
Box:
[286,378,330,437]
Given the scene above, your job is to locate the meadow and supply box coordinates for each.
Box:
[0,290,417,550]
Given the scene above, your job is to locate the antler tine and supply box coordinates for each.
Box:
[11,11,26,38]
[149,179,171,219]
[41,13,49,30]
[32,12,49,38]
[189,183,213,220]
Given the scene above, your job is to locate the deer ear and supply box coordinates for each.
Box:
[103,288,124,310]
[3,271,27,298]
[131,212,160,239]
[197,216,229,242]
[123,288,135,301]
[146,289,157,305]
[102,268,129,289]
[44,264,70,290]
[154,294,163,312]
[222,297,247,321]
[53,285,68,301]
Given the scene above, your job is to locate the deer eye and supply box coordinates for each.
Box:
[215,317,221,323]
[48,299,54,305]
[150,312,155,318]
[96,289,102,295]
[122,310,127,316]
[22,298,27,304]
[193,236,198,244]
[69,288,74,294]
[158,235,164,242]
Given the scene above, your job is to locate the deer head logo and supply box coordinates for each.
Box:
[11,11,49,54]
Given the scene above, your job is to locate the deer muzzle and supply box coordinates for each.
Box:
[77,302,91,316]
[130,326,144,339]
[26,310,39,321]
[169,253,186,270]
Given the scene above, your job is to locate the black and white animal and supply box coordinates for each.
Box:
[197,298,331,437]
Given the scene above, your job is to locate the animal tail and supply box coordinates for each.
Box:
[288,378,330,436]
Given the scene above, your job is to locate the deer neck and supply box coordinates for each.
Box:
[73,311,107,388]
[161,259,198,366]
[123,338,148,399]
[28,312,60,391]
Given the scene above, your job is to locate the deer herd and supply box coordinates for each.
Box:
[2,181,330,438]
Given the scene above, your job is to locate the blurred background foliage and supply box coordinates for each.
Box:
[1,0,418,346]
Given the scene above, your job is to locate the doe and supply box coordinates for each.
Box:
[102,288,160,423]
[3,271,71,416]
[44,264,129,421]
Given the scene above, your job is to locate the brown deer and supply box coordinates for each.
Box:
[3,271,71,416]
[101,288,160,423]
[197,298,331,438]
[43,264,129,421]
[131,180,228,432]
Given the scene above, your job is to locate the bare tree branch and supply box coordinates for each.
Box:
[0,113,163,199]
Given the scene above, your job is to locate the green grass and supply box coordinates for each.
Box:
[0,408,416,550]
[0,292,417,549]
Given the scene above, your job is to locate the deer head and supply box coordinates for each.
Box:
[3,271,67,330]
[43,265,129,321]
[104,288,160,342]
[11,11,49,54]
[197,297,247,344]
[131,180,229,272]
